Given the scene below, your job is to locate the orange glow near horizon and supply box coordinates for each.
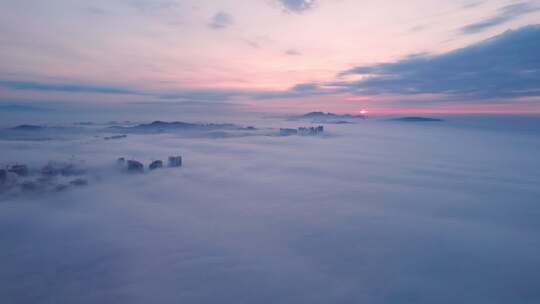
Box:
[246,93,540,115]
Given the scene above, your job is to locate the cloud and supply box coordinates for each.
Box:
[409,24,427,32]
[159,88,243,102]
[460,2,539,34]
[85,6,106,15]
[291,83,318,91]
[285,49,302,56]
[244,40,261,49]
[243,36,274,49]
[252,82,336,99]
[209,11,233,29]
[0,80,143,95]
[277,0,316,13]
[461,1,484,9]
[0,104,53,112]
[0,80,244,103]
[337,25,540,99]
[127,0,180,13]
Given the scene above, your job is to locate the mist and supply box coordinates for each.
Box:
[1,111,539,303]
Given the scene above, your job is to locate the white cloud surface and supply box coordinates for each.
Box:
[1,114,540,303]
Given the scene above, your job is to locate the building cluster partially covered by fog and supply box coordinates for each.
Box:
[1,155,183,196]
[117,156,182,173]
[279,125,324,136]
[0,161,89,194]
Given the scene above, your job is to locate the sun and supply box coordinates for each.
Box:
[359,110,368,115]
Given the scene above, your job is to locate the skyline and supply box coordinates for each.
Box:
[1,0,540,114]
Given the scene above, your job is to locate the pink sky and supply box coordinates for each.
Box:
[1,0,539,114]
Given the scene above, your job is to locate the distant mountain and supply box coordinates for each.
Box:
[390,117,443,122]
[110,121,256,133]
[1,124,85,141]
[291,112,366,123]
[301,112,364,119]
[134,121,202,129]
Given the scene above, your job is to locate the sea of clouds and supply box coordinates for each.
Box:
[1,111,539,303]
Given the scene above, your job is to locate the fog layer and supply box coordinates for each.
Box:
[1,115,539,303]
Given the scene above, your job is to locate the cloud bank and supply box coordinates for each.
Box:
[0,80,143,96]
[337,25,540,99]
[1,115,540,303]
[2,24,539,110]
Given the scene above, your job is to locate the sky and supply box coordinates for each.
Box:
[1,0,540,114]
